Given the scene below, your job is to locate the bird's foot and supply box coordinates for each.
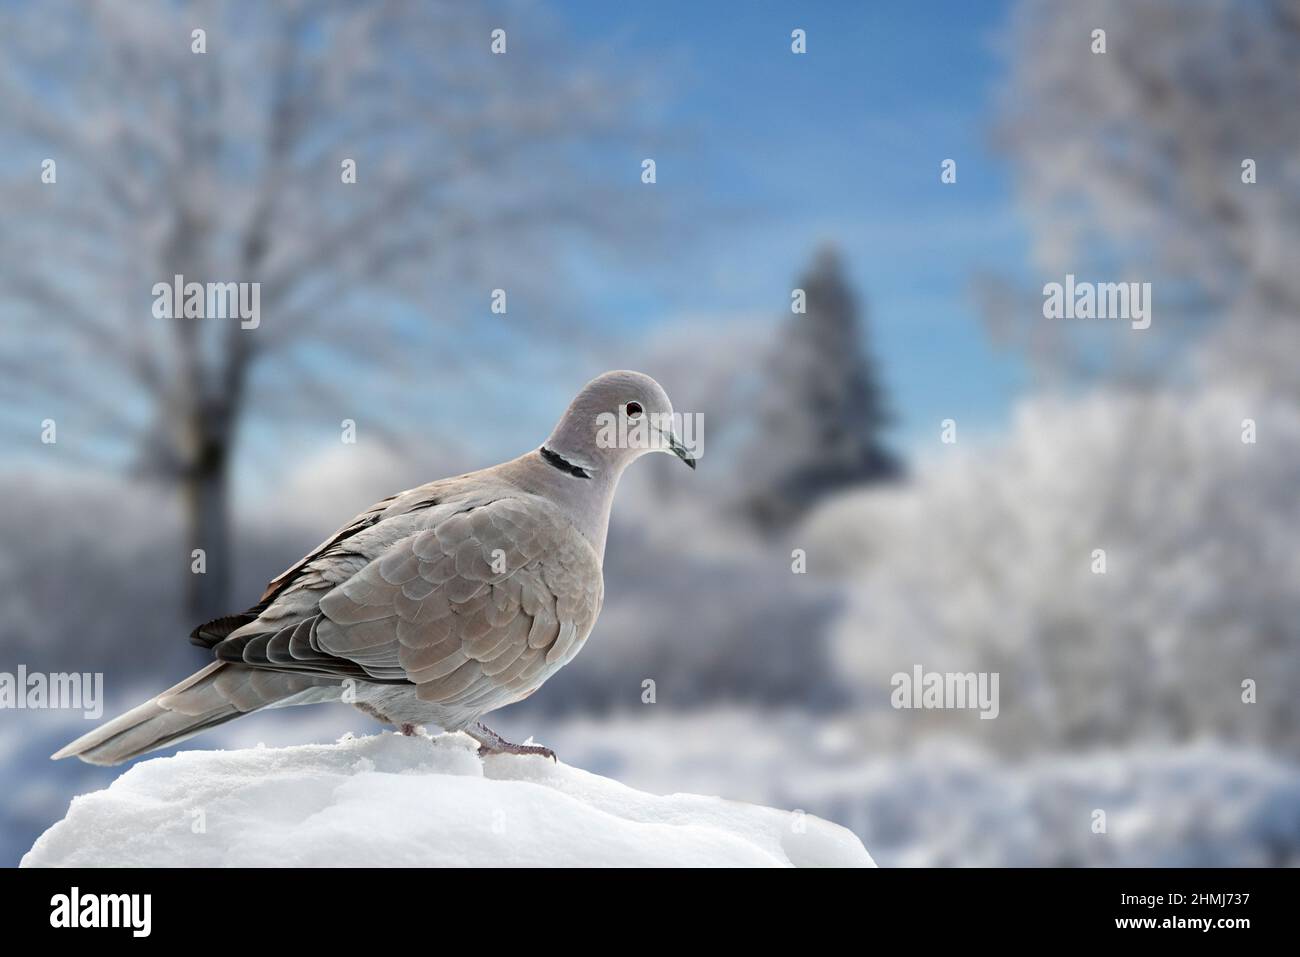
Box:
[483,740,557,762]
[469,722,557,762]
[400,723,417,736]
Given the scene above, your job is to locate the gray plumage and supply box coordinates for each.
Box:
[54,371,694,765]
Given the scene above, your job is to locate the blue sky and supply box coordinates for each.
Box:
[5,1,1037,487]
[551,0,1031,451]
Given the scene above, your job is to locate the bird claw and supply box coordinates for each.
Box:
[470,722,556,761]
[477,741,557,762]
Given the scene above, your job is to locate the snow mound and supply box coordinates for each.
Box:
[22,732,873,868]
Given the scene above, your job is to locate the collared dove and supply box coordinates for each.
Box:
[54,371,695,765]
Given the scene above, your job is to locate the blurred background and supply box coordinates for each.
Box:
[2,0,1298,866]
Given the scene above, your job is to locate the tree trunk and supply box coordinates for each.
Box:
[181,444,232,624]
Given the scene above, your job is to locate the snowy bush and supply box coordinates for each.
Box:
[806,383,1300,754]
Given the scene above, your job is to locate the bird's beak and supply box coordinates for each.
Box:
[666,432,697,470]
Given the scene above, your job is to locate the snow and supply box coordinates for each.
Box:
[21,731,873,868]
[496,710,1300,867]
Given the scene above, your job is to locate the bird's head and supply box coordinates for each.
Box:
[543,370,697,477]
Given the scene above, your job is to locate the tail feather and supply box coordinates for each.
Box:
[52,662,336,766]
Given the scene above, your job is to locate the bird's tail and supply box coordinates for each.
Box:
[51,661,334,766]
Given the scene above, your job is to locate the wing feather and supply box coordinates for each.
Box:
[213,494,602,720]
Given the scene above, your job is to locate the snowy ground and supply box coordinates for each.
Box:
[17,705,1300,867]
[13,704,1300,867]
[494,710,1300,867]
[22,731,873,868]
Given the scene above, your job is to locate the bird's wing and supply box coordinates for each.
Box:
[212,494,604,711]
[191,480,454,648]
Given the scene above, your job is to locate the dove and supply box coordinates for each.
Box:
[54,371,695,765]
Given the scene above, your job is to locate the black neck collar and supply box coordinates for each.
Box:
[540,446,592,479]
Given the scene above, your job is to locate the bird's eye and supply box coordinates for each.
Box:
[625,401,644,418]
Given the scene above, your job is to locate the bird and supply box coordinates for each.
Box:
[54,370,695,766]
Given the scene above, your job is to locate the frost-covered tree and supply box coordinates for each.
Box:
[738,247,900,532]
[988,0,1300,388]
[0,0,650,618]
